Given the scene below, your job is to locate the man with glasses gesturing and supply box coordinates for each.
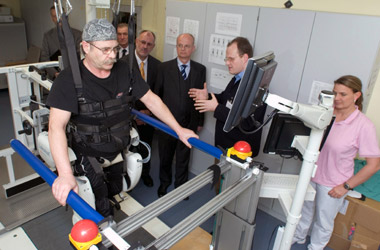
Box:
[189,37,266,157]
[46,19,198,217]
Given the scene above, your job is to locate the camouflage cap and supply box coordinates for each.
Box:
[82,18,116,42]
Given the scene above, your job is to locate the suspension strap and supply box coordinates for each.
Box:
[54,0,83,97]
[127,1,136,94]
[57,22,69,69]
[127,15,135,77]
[111,0,121,29]
[60,13,83,94]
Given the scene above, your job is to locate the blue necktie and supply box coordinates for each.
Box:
[180,64,187,80]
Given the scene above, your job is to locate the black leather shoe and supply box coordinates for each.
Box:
[157,184,168,198]
[141,174,154,187]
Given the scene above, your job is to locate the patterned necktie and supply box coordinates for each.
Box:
[140,62,145,81]
[121,49,126,58]
[180,64,187,80]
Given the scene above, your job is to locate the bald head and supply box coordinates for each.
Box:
[176,33,195,64]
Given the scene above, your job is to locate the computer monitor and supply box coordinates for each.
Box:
[223,51,277,133]
[263,112,334,158]
[263,113,311,157]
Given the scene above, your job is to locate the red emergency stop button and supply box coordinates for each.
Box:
[227,141,253,160]
[234,141,251,153]
[69,219,102,249]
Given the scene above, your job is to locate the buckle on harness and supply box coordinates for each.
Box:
[78,97,86,104]
[68,123,77,132]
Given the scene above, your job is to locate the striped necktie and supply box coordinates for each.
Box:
[180,64,187,80]
[140,62,145,81]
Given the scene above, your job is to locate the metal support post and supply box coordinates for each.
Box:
[277,128,324,250]
[146,167,263,250]
[212,160,264,250]
[102,161,231,247]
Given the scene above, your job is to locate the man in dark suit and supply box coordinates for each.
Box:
[133,30,161,187]
[116,23,129,59]
[154,33,206,197]
[189,37,266,157]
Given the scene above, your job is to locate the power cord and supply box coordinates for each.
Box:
[239,109,279,134]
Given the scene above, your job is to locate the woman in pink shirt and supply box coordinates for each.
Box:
[293,75,380,250]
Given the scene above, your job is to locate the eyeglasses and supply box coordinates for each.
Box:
[224,57,237,62]
[176,44,193,49]
[138,39,154,47]
[90,43,121,55]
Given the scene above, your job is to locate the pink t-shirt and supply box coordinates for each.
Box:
[312,108,380,187]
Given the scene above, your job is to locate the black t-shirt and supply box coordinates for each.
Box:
[46,60,149,113]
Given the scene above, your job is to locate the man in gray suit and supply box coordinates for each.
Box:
[154,33,206,197]
[40,6,82,80]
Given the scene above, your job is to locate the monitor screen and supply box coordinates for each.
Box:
[263,113,311,157]
[223,51,277,133]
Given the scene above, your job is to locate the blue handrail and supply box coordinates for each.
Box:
[10,139,104,224]
[10,110,223,224]
[132,109,223,159]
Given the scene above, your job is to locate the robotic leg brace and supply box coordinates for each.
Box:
[37,127,150,224]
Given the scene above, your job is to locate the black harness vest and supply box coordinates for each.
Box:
[68,89,135,158]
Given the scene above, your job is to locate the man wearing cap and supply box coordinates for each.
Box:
[46,19,198,217]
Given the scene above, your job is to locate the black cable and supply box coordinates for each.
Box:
[239,109,279,135]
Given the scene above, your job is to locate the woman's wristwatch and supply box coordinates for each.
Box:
[343,182,353,190]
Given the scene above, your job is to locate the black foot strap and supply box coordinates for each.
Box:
[207,164,221,190]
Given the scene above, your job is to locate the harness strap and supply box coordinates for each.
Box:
[56,23,69,69]
[74,129,129,145]
[111,0,121,29]
[102,112,130,128]
[72,143,124,158]
[75,120,130,134]
[78,95,134,113]
[87,156,105,174]
[72,111,130,127]
[127,6,136,95]
[208,164,221,190]
[60,13,83,95]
